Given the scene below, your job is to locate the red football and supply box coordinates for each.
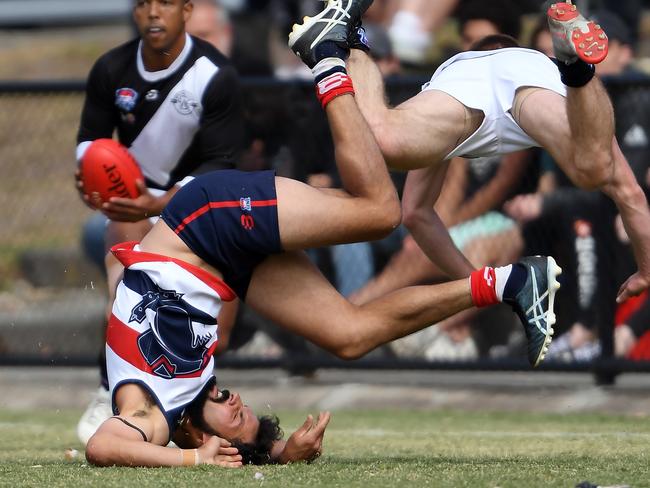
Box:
[80,139,143,207]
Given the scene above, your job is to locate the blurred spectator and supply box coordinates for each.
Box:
[364,21,402,77]
[528,14,554,58]
[456,0,522,51]
[387,0,459,64]
[227,0,274,75]
[588,0,643,47]
[289,22,406,297]
[590,9,643,78]
[186,0,233,56]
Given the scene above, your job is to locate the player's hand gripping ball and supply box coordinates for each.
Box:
[80,139,143,208]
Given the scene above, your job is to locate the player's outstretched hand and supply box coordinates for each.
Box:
[101,180,165,222]
[197,436,243,467]
[280,412,331,463]
[617,271,650,303]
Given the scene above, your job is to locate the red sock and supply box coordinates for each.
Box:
[470,267,498,308]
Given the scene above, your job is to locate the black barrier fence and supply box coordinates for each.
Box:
[1,77,650,384]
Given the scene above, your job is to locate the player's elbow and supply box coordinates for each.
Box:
[332,343,366,361]
[328,334,371,360]
[85,434,115,467]
[376,196,402,235]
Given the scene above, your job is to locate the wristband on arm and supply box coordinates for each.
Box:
[182,448,199,466]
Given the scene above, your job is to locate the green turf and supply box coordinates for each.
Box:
[0,408,647,488]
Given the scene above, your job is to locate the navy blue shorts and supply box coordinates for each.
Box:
[161,170,282,299]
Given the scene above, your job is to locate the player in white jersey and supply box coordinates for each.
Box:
[345,1,650,304]
[85,0,561,469]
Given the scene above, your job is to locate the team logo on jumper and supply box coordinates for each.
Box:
[240,197,252,212]
[115,87,138,112]
[145,89,159,102]
[171,90,199,115]
[125,271,218,379]
[129,283,184,324]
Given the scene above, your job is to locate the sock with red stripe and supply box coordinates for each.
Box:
[312,42,354,108]
[470,264,527,307]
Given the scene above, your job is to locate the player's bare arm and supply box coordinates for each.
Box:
[85,383,242,468]
[402,163,474,279]
[101,181,181,222]
[600,138,650,301]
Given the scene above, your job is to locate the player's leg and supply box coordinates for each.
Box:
[513,1,613,188]
[346,48,481,170]
[278,1,401,250]
[512,84,614,191]
[516,88,650,299]
[247,250,561,367]
[275,94,400,250]
[247,251,469,360]
[513,2,650,299]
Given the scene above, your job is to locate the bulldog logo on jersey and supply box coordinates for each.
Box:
[171,90,199,116]
[115,87,139,112]
[129,282,184,323]
[125,270,218,379]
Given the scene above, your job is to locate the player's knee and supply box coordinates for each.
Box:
[374,127,402,163]
[573,153,613,190]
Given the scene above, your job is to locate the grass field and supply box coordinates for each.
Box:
[0,408,647,488]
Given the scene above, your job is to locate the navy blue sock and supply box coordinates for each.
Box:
[313,41,348,65]
[553,58,595,88]
[503,264,527,303]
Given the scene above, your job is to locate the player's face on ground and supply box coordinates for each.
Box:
[203,385,260,444]
[133,0,192,53]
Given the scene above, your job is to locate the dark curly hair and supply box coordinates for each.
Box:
[184,379,284,465]
[231,415,284,465]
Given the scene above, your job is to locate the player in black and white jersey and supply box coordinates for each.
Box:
[75,0,244,446]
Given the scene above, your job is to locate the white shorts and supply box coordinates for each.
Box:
[422,48,567,160]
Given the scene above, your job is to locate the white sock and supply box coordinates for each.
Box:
[494,264,513,302]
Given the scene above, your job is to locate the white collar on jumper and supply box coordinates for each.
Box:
[137,33,193,83]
